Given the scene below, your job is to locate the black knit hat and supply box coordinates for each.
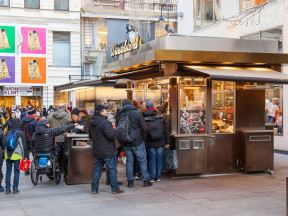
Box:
[71,108,80,116]
[95,104,106,114]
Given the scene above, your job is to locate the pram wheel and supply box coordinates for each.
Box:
[30,160,39,186]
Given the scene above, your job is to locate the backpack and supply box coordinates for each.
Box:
[145,116,164,141]
[117,114,135,144]
[6,130,19,151]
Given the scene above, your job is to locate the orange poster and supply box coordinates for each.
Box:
[21,57,46,83]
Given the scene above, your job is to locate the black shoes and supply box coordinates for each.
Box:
[127,181,134,188]
[13,190,20,194]
[112,189,124,194]
[5,190,11,194]
[91,190,98,194]
[143,180,152,187]
[0,186,4,192]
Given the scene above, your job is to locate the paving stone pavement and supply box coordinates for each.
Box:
[0,153,287,216]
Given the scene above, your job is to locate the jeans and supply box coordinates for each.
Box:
[91,156,119,192]
[56,142,65,172]
[268,116,275,123]
[5,159,20,191]
[0,154,3,187]
[124,142,150,182]
[148,147,164,180]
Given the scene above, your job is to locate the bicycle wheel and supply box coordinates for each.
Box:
[30,160,39,186]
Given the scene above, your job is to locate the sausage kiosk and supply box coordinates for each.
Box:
[102,35,288,175]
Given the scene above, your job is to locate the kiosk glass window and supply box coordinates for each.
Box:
[212,81,235,134]
[179,78,206,134]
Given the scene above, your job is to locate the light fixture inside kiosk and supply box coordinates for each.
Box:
[179,77,206,134]
[212,81,235,134]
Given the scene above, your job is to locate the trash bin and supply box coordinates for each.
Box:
[239,129,274,173]
[64,133,93,185]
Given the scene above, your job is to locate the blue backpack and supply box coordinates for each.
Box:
[6,130,18,151]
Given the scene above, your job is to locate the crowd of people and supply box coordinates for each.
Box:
[0,99,169,195]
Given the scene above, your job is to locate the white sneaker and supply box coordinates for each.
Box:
[150,180,155,183]
[156,179,160,182]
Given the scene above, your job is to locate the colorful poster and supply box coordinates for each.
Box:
[21,27,46,54]
[0,26,15,53]
[21,57,46,84]
[0,56,15,83]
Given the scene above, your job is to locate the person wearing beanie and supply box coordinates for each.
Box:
[32,119,76,185]
[90,104,124,195]
[116,99,152,188]
[70,108,85,134]
[143,100,167,183]
[4,118,28,194]
[21,109,37,175]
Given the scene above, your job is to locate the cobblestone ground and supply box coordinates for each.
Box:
[0,153,287,216]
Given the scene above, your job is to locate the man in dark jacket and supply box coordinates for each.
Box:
[70,108,85,134]
[116,100,151,188]
[79,109,90,133]
[143,101,166,183]
[32,119,76,153]
[89,104,124,195]
[21,109,37,175]
[0,128,4,192]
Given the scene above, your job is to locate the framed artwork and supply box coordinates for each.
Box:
[0,26,15,53]
[21,27,46,54]
[21,57,46,84]
[0,56,15,83]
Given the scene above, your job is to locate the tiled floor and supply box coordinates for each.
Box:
[0,153,287,216]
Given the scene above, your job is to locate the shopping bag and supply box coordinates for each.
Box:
[164,150,178,170]
[19,158,31,172]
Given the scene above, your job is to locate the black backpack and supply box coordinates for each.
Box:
[117,113,135,144]
[145,116,164,141]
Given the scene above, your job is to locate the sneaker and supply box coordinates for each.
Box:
[91,190,98,195]
[143,180,152,187]
[13,190,20,194]
[134,175,139,180]
[150,179,155,183]
[112,189,124,194]
[156,179,161,182]
[0,186,4,192]
[5,190,11,194]
[127,181,134,188]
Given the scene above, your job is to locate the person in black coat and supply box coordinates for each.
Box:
[0,128,4,192]
[89,104,124,195]
[143,101,167,182]
[116,100,151,188]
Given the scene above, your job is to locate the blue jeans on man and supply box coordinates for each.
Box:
[124,142,150,182]
[148,147,164,181]
[0,154,4,191]
[91,156,120,193]
[5,159,20,192]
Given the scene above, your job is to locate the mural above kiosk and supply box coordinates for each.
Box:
[21,57,46,84]
[0,26,15,53]
[21,27,46,54]
[0,56,15,83]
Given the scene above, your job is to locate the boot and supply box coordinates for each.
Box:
[143,180,152,187]
[127,180,134,188]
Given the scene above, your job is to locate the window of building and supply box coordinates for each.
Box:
[194,0,220,29]
[53,32,71,67]
[24,0,40,9]
[179,77,206,134]
[212,81,235,134]
[54,0,69,11]
[240,0,267,11]
[0,0,9,7]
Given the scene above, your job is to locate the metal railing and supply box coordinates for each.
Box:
[69,75,101,83]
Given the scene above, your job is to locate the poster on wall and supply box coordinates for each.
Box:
[21,57,46,84]
[0,26,15,53]
[0,56,15,83]
[21,27,46,54]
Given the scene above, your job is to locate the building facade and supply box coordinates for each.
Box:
[0,0,81,108]
[177,0,288,151]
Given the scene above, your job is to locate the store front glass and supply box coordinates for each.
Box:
[179,77,206,134]
[0,96,15,108]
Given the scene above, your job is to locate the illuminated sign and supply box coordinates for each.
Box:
[111,35,142,57]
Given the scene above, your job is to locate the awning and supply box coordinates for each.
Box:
[182,66,288,84]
